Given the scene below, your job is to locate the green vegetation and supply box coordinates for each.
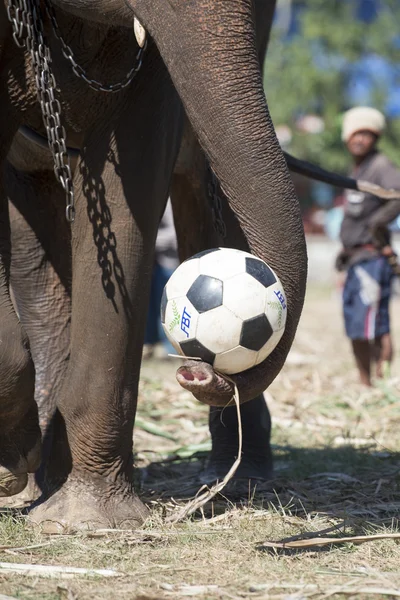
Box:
[264,0,400,172]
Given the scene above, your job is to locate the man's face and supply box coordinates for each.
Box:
[346,130,378,159]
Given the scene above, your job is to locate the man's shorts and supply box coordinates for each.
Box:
[343,256,393,341]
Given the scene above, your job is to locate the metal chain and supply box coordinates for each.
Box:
[207,164,227,239]
[8,0,76,221]
[6,0,26,48]
[43,0,147,93]
[7,0,146,223]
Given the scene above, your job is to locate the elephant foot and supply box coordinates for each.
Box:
[199,457,273,500]
[0,474,41,508]
[0,406,42,498]
[203,394,273,494]
[28,474,149,533]
[200,455,273,485]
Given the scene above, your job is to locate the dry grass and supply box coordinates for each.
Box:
[0,283,399,600]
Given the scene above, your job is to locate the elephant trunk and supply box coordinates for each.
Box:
[133,0,307,402]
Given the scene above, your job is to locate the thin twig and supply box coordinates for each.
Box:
[0,561,123,578]
[261,532,400,549]
[0,542,55,553]
[167,376,242,523]
[249,583,400,597]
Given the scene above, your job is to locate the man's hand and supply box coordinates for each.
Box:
[335,248,349,272]
[380,246,400,276]
[381,245,395,257]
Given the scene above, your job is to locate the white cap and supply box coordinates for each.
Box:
[341,107,386,142]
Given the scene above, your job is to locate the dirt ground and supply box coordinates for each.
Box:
[0,283,399,600]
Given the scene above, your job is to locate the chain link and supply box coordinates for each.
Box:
[7,0,25,48]
[8,0,76,220]
[43,0,147,93]
[7,0,146,222]
[207,164,227,239]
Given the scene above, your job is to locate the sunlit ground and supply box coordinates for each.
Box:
[0,283,399,600]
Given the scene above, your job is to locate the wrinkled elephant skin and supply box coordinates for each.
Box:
[0,0,307,529]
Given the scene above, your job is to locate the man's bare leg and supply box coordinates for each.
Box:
[351,340,372,387]
[374,333,393,379]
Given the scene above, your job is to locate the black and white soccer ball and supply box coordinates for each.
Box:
[161,248,287,375]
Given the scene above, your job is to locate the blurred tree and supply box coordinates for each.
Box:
[263,0,400,173]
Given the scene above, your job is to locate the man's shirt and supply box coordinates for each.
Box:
[340,151,400,249]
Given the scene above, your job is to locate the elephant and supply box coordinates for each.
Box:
[0,0,307,529]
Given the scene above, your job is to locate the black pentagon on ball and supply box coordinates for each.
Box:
[245,257,277,288]
[180,339,216,365]
[187,275,223,314]
[192,248,221,259]
[183,248,220,264]
[160,287,167,324]
[240,314,273,351]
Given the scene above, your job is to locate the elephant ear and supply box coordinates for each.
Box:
[134,16,147,48]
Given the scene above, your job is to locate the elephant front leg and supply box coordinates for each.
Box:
[8,164,72,499]
[30,77,183,531]
[0,84,42,499]
[28,154,152,530]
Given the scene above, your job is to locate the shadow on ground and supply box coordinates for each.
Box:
[140,443,400,530]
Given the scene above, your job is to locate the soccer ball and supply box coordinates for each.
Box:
[161,248,287,375]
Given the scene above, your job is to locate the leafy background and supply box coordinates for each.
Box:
[264,0,400,176]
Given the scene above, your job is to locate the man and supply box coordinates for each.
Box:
[337,106,400,386]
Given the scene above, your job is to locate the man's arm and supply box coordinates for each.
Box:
[368,160,400,241]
